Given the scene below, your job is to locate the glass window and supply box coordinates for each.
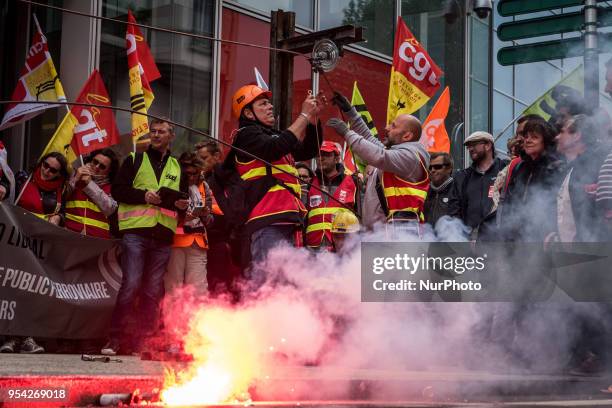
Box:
[470,79,489,133]
[319,0,395,56]
[100,0,215,155]
[493,35,512,94]
[471,18,489,84]
[231,0,313,28]
[515,62,562,106]
[514,100,528,120]
[492,91,513,151]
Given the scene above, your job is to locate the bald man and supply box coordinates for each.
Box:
[327,93,430,230]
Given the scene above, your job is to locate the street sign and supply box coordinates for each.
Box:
[497,8,612,41]
[497,0,607,17]
[498,11,581,41]
[497,37,583,66]
[497,33,612,66]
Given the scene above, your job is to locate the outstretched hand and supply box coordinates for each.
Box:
[326,118,349,136]
[332,91,352,112]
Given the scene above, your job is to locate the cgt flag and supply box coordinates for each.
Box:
[0,15,67,131]
[387,17,442,124]
[41,70,119,165]
[126,10,161,142]
[420,86,450,153]
[70,70,120,156]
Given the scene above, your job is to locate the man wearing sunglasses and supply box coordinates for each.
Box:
[423,152,454,226]
[65,148,119,239]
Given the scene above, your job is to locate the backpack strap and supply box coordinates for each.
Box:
[504,157,522,193]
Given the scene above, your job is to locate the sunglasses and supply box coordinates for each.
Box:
[184,170,200,177]
[91,158,108,171]
[429,164,449,171]
[42,161,60,174]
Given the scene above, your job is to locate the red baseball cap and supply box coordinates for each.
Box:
[320,141,340,155]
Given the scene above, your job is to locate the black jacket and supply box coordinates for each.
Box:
[424,177,454,226]
[498,152,564,242]
[226,117,322,234]
[449,157,509,229]
[112,146,188,243]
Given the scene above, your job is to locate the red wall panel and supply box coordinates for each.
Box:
[219,8,391,151]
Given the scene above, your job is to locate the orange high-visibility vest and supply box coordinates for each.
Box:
[172,183,208,249]
[235,154,305,224]
[65,183,112,239]
[305,174,357,248]
[381,156,429,222]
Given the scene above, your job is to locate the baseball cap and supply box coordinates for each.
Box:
[320,141,340,155]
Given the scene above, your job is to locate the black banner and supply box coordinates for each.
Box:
[0,203,121,339]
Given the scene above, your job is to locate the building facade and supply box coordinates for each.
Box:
[1,0,610,173]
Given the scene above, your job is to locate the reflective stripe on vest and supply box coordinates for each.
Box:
[118,152,181,232]
[381,157,429,223]
[32,212,50,220]
[235,153,305,223]
[64,182,113,238]
[305,174,357,247]
[65,213,110,230]
[66,200,104,212]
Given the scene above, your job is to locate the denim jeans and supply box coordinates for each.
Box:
[110,234,171,342]
[248,224,294,288]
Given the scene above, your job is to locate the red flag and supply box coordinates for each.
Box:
[342,142,357,174]
[69,70,120,156]
[127,10,161,141]
[420,87,451,153]
[387,17,443,123]
[0,15,67,130]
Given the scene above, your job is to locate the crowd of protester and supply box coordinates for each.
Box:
[0,79,610,374]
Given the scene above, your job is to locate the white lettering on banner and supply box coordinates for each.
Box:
[74,109,108,147]
[398,41,439,87]
[0,300,16,320]
[0,265,110,300]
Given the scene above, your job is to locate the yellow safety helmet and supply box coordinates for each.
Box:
[331,211,360,234]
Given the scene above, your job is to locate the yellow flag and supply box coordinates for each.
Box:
[0,16,67,130]
[350,81,379,173]
[351,81,379,138]
[40,111,78,170]
[523,66,583,121]
[126,10,161,142]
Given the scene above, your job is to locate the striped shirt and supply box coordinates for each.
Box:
[596,149,612,213]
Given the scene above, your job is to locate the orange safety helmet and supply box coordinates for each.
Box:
[232,85,273,119]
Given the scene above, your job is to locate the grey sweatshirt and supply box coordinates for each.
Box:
[343,108,430,229]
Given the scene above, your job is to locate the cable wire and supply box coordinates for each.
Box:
[19,0,306,58]
[0,99,359,215]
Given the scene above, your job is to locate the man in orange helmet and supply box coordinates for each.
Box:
[226,85,324,287]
